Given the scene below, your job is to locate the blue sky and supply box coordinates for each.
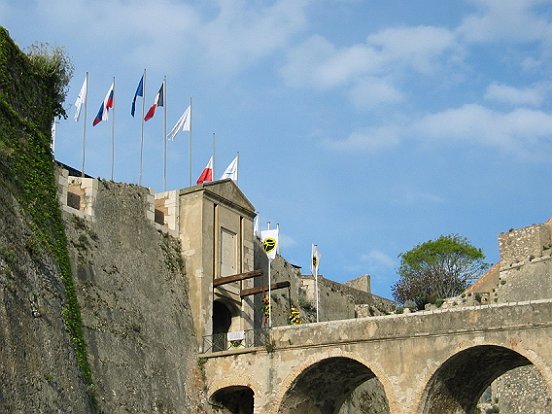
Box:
[3,0,552,299]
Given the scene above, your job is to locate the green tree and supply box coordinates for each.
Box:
[392,234,489,309]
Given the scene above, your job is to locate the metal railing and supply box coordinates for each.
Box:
[201,328,269,354]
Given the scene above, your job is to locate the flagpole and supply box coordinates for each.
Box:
[111,76,115,181]
[188,96,193,187]
[314,244,320,323]
[51,119,56,156]
[276,223,280,255]
[81,72,88,177]
[266,219,271,327]
[236,151,240,187]
[268,258,272,329]
[163,75,167,192]
[212,132,216,179]
[139,69,146,185]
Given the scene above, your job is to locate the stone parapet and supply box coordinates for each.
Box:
[154,190,179,234]
[498,222,552,267]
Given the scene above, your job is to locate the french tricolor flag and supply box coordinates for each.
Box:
[92,82,114,126]
[144,83,164,122]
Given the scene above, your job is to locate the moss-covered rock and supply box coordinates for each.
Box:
[0,26,97,412]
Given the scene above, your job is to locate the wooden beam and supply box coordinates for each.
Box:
[213,269,264,287]
[240,281,291,298]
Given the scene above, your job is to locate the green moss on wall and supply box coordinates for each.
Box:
[0,27,97,412]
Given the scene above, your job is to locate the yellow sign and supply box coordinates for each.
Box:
[263,237,277,254]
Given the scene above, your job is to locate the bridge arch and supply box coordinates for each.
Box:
[418,343,551,414]
[210,385,254,414]
[275,352,391,414]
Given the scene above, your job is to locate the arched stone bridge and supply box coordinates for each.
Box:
[202,300,552,414]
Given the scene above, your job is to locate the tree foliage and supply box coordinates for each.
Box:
[26,42,73,119]
[392,234,489,309]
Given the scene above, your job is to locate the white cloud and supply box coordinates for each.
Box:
[280,35,380,89]
[200,0,309,73]
[324,104,552,156]
[33,0,309,76]
[302,25,455,82]
[484,82,546,106]
[348,77,404,109]
[281,24,456,109]
[361,250,396,269]
[520,56,543,72]
[323,126,401,152]
[415,104,552,153]
[278,233,298,250]
[458,0,552,44]
[314,44,380,89]
[366,25,456,74]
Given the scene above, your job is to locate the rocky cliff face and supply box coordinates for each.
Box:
[0,173,93,413]
[0,26,95,413]
[63,180,209,413]
[0,27,215,413]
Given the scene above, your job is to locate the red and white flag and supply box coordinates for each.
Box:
[196,156,213,184]
[144,83,164,121]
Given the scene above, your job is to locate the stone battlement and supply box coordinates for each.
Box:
[498,220,552,267]
[55,166,178,236]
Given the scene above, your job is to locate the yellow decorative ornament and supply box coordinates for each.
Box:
[288,306,301,325]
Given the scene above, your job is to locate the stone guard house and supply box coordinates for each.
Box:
[154,179,257,349]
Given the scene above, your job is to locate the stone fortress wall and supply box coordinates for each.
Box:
[432,219,552,414]
[56,168,552,414]
[3,26,549,413]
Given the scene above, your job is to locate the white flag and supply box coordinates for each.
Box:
[74,76,88,122]
[220,155,238,181]
[167,105,191,141]
[254,215,260,238]
[311,244,320,275]
[260,228,279,260]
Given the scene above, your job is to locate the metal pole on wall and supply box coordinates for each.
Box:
[268,258,272,328]
[139,69,146,185]
[212,132,216,178]
[188,96,193,186]
[312,243,320,323]
[111,76,115,181]
[81,72,88,177]
[163,76,167,191]
[315,260,319,323]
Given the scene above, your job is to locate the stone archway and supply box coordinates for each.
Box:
[419,344,550,414]
[277,357,390,414]
[210,385,254,414]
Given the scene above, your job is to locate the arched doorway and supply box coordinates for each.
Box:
[210,386,254,414]
[213,300,233,335]
[277,357,390,414]
[212,300,232,352]
[419,345,550,413]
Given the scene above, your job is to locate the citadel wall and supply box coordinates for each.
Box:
[496,220,552,303]
[435,218,552,414]
[62,180,207,413]
[4,25,549,413]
